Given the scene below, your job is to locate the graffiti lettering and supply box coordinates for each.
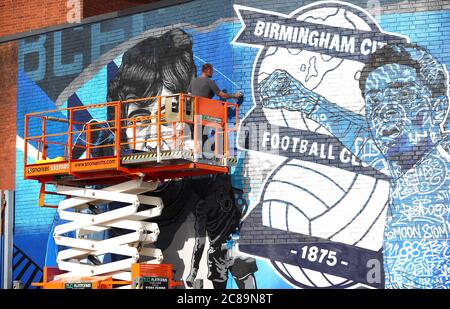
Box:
[386,224,450,240]
[399,203,449,224]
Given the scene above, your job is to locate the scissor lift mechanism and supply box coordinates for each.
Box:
[25,94,238,289]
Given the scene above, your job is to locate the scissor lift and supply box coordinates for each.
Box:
[25,94,238,289]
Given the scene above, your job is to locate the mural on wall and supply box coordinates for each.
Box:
[14,0,449,289]
[234,1,449,289]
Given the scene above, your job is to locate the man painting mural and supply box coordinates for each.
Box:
[188,63,242,100]
[259,43,449,288]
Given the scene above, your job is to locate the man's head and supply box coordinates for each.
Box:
[202,63,213,78]
[359,43,449,164]
[107,29,196,151]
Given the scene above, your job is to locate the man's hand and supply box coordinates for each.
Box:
[218,91,242,101]
[258,69,319,114]
[186,269,198,288]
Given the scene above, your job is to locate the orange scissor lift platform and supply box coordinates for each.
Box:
[25,94,238,289]
[24,94,239,202]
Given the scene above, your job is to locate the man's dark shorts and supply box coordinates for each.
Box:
[207,245,258,283]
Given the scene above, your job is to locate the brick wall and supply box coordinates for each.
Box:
[0,0,70,38]
[0,0,168,38]
[0,42,18,190]
[83,0,162,18]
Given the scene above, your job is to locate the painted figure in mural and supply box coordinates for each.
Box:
[258,43,450,288]
[103,28,257,288]
[107,28,196,153]
[71,28,197,158]
[185,174,258,289]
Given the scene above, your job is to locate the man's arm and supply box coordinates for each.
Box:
[218,90,242,100]
[259,69,378,160]
[209,79,242,100]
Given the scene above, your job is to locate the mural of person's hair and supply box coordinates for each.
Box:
[359,43,448,99]
[159,29,197,94]
[106,28,197,150]
[108,28,196,101]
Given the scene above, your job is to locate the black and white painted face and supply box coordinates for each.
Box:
[123,87,174,151]
[364,63,435,159]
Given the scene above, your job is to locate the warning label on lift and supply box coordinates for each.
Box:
[141,277,169,289]
[64,282,93,289]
